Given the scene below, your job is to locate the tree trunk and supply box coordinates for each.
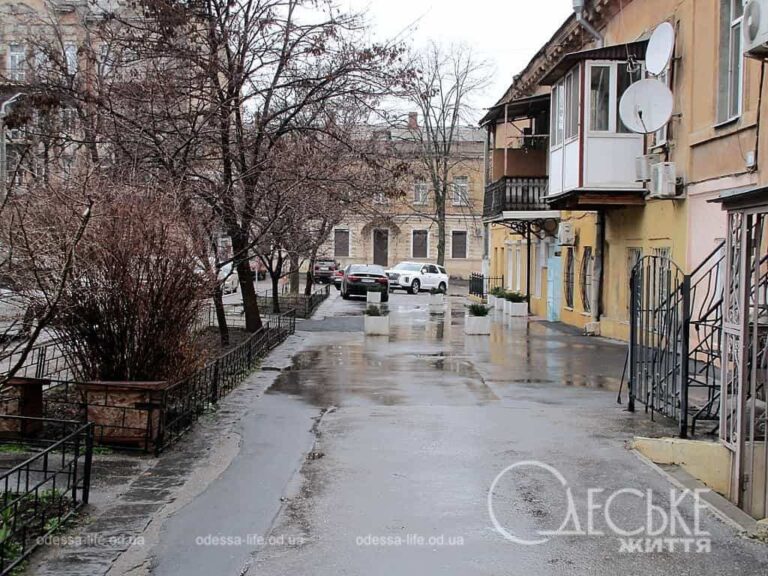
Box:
[270,272,281,314]
[212,286,230,346]
[231,234,262,332]
[289,253,300,294]
[436,185,447,265]
[304,256,315,295]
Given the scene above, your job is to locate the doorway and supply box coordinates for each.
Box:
[373,229,389,267]
[546,243,561,322]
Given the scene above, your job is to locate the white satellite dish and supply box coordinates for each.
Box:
[619,78,674,134]
[646,22,675,76]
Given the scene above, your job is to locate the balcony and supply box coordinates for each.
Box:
[483,176,550,221]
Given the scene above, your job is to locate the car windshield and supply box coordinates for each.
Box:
[349,265,385,275]
[393,263,422,272]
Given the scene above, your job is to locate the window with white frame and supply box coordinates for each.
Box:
[412,229,428,258]
[64,43,78,74]
[564,70,579,140]
[452,176,469,206]
[616,62,643,133]
[551,79,565,146]
[334,229,350,258]
[590,65,610,132]
[586,61,644,133]
[414,179,428,205]
[718,0,744,124]
[8,44,26,82]
[654,68,671,146]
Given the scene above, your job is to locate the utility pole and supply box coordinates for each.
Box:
[0,93,25,200]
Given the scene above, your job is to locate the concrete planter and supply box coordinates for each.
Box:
[487,295,497,309]
[76,381,166,448]
[429,293,445,306]
[364,315,390,336]
[464,315,491,335]
[366,291,382,304]
[504,300,528,317]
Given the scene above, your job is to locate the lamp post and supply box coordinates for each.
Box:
[0,92,25,200]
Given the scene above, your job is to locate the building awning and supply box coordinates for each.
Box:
[708,185,768,211]
[540,40,650,86]
[546,188,647,210]
[479,93,551,127]
[483,210,561,224]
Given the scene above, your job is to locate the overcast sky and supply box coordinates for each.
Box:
[351,0,574,115]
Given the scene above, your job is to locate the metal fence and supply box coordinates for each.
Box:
[0,416,93,575]
[256,284,330,318]
[469,273,504,299]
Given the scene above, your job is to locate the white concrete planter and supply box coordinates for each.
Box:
[487,295,497,309]
[364,315,390,336]
[503,300,528,317]
[366,291,382,304]
[464,315,491,335]
[429,293,445,306]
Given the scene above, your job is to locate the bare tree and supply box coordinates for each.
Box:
[401,42,489,265]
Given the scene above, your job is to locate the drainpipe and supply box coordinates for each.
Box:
[573,0,604,48]
[593,210,605,323]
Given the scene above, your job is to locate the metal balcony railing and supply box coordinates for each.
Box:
[483,176,549,219]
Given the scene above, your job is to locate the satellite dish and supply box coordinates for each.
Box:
[619,78,674,134]
[646,22,675,76]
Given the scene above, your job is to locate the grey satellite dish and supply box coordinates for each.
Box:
[619,78,674,134]
[646,22,675,76]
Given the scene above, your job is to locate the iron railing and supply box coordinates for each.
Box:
[469,274,504,299]
[483,176,549,219]
[256,284,330,318]
[0,416,93,575]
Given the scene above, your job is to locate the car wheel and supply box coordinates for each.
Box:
[342,289,350,300]
[409,279,420,294]
[382,292,389,303]
[438,282,447,293]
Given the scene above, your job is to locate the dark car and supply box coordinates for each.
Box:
[341,264,389,302]
[333,268,344,290]
[314,258,339,283]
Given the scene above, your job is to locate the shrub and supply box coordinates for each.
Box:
[504,291,528,303]
[365,305,383,316]
[489,286,506,297]
[429,287,445,295]
[467,303,490,317]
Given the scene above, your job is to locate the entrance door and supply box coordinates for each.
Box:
[373,229,389,266]
[546,243,561,322]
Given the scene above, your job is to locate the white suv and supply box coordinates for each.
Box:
[385,262,449,294]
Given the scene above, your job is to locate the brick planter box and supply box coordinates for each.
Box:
[76,381,167,448]
[0,377,47,437]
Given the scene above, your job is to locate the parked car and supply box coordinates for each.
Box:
[314,258,339,283]
[333,268,344,290]
[385,262,449,294]
[341,264,389,302]
[250,259,267,281]
[219,263,239,294]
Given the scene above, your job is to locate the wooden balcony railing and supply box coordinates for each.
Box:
[483,176,549,218]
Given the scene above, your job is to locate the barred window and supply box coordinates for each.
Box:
[565,247,575,308]
[334,229,350,258]
[580,246,594,313]
[451,231,467,259]
[412,230,428,258]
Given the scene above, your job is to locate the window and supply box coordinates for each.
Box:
[564,70,579,140]
[452,176,469,205]
[590,65,610,131]
[616,63,643,133]
[580,246,594,313]
[412,230,428,258]
[427,265,439,274]
[65,43,78,74]
[334,229,350,258]
[654,68,671,146]
[565,248,575,308]
[627,247,643,311]
[8,45,25,82]
[414,180,428,205]
[451,231,467,259]
[718,0,744,123]
[550,85,562,146]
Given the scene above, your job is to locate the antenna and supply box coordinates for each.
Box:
[646,22,675,76]
[619,79,674,134]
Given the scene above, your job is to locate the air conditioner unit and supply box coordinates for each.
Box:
[649,162,677,198]
[557,222,576,246]
[635,154,662,182]
[744,0,768,58]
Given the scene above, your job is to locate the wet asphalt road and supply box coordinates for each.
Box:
[149,291,768,575]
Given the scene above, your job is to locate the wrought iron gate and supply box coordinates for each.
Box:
[720,209,768,520]
[629,255,690,437]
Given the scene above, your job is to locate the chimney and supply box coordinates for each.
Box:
[408,112,418,129]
